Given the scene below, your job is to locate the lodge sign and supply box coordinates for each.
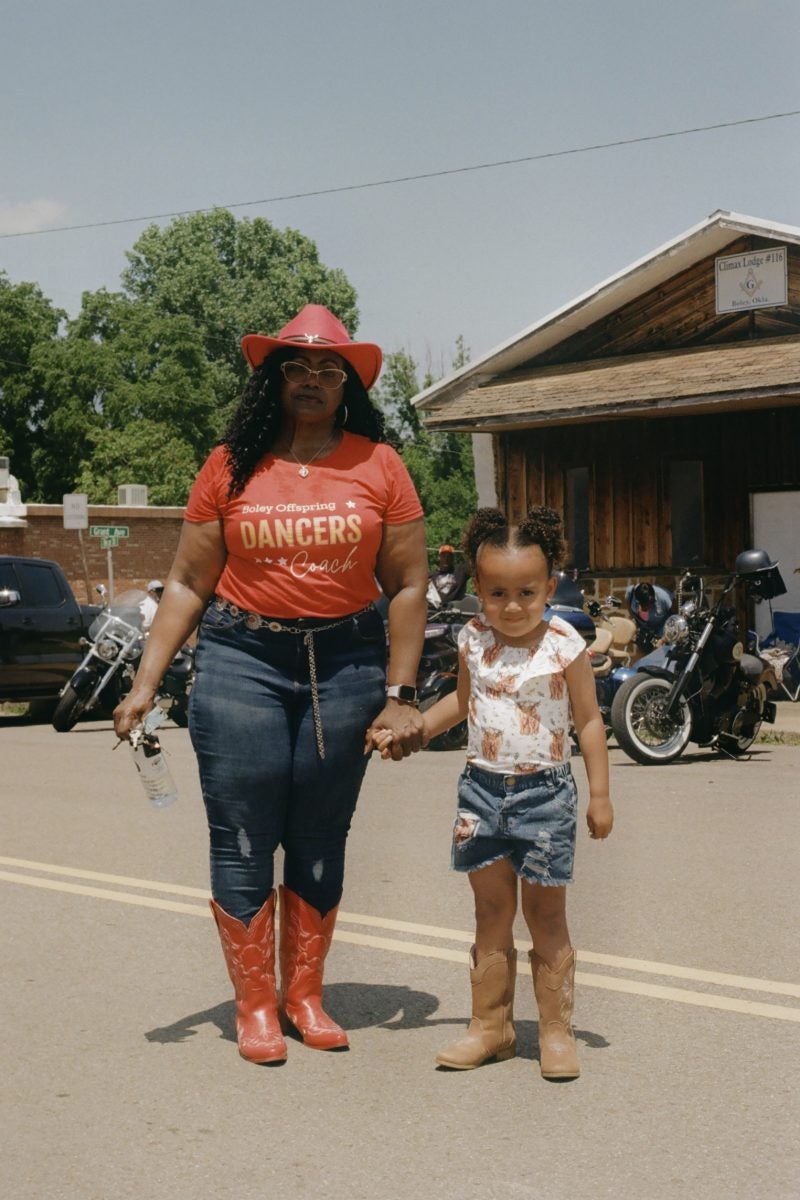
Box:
[715,245,787,314]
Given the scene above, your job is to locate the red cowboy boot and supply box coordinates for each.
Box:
[210,891,287,1064]
[278,885,348,1050]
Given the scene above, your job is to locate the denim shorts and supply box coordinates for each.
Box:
[451,761,578,886]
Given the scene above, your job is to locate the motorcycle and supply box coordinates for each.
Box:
[417,595,481,751]
[609,550,785,765]
[52,587,194,732]
[549,573,648,737]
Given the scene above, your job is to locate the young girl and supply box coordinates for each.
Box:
[371,506,613,1079]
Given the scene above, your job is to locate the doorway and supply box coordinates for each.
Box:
[751,491,800,642]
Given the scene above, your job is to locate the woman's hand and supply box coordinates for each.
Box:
[364,702,425,759]
[113,686,158,742]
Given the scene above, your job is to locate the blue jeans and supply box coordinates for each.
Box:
[188,601,387,923]
[451,762,578,885]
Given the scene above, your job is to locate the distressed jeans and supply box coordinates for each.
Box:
[189,601,387,923]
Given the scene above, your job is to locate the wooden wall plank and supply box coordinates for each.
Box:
[495,407,800,572]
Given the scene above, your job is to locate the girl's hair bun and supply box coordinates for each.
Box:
[462,505,564,573]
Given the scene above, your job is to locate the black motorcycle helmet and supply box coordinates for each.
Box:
[734,548,787,600]
[735,548,777,574]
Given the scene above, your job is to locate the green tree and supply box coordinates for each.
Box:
[121,209,359,390]
[375,350,423,444]
[75,420,200,505]
[1,210,362,504]
[0,272,65,499]
[375,342,476,561]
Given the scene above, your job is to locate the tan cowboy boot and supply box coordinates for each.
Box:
[209,891,287,1064]
[530,948,580,1079]
[435,947,517,1069]
[278,886,348,1050]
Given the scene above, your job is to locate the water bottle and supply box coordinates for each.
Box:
[129,707,177,809]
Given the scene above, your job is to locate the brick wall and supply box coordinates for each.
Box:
[0,506,185,603]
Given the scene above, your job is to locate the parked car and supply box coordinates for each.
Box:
[0,556,101,712]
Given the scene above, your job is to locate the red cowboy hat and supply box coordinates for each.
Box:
[240,304,382,390]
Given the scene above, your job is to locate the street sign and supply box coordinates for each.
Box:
[100,536,119,549]
[63,493,89,530]
[90,525,129,538]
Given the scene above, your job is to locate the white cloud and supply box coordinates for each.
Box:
[0,198,66,235]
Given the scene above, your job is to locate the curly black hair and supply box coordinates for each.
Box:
[222,345,387,498]
[462,506,565,575]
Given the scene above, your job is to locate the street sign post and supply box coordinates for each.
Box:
[63,493,92,599]
[63,494,89,530]
[90,525,129,539]
[89,524,128,604]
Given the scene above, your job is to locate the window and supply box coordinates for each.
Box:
[0,564,20,591]
[565,467,590,569]
[16,563,67,607]
[669,460,704,566]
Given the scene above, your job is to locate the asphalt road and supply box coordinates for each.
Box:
[2,716,799,1200]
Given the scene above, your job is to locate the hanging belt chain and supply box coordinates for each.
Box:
[211,597,373,759]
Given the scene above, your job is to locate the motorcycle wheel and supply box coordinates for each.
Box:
[418,695,467,751]
[611,675,692,765]
[51,683,92,732]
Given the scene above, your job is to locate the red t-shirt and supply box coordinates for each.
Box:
[185,434,423,618]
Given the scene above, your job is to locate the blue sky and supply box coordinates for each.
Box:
[2,0,799,374]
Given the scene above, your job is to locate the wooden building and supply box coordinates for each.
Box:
[415,211,800,635]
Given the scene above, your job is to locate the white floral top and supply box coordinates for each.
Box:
[459,613,587,773]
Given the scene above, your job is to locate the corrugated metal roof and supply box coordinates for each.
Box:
[423,336,800,432]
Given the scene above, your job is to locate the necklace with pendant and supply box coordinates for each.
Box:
[284,431,337,477]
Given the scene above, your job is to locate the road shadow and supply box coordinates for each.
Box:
[144,981,609,1064]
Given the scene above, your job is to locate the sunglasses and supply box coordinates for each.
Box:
[280,360,348,390]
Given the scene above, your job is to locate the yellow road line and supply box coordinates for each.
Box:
[2,854,799,998]
[0,870,208,916]
[0,855,209,897]
[341,929,800,1024]
[335,911,800,998]
[1,865,799,1023]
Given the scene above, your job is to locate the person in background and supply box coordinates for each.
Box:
[427,544,468,608]
[625,581,673,653]
[138,580,163,631]
[114,304,428,1065]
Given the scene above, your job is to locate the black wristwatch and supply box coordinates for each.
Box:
[386,684,419,705]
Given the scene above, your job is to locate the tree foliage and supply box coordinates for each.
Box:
[374,343,477,564]
[0,211,360,504]
[121,210,359,393]
[0,273,65,496]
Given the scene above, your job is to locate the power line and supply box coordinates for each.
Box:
[2,108,799,241]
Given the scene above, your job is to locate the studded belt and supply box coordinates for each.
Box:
[210,596,375,759]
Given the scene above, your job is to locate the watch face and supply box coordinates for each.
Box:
[389,685,417,702]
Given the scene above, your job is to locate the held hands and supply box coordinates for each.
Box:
[363,702,428,760]
[587,794,614,840]
[367,729,398,760]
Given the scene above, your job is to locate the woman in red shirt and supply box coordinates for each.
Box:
[114,305,427,1064]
